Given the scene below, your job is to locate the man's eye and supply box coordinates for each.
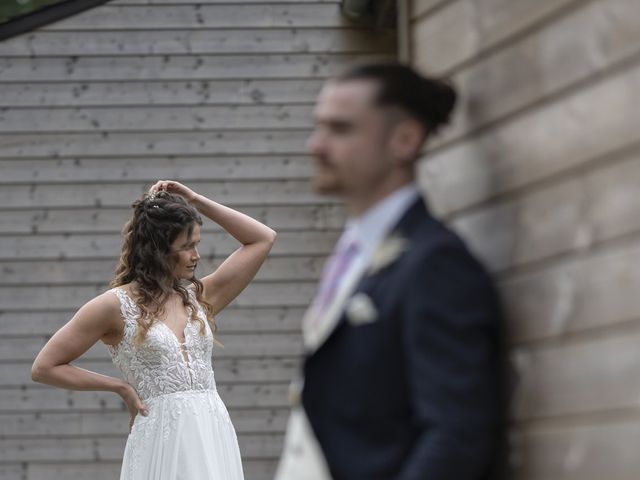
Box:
[333,124,351,134]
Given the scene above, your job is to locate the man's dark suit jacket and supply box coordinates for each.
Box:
[302,197,506,480]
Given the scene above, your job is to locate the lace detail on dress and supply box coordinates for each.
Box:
[108,287,217,403]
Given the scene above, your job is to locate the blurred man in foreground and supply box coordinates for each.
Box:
[276,63,505,480]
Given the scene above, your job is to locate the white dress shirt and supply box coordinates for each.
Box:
[329,183,420,296]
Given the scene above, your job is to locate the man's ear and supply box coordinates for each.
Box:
[388,118,426,166]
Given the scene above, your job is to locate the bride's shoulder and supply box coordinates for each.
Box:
[93,288,125,315]
[71,289,124,335]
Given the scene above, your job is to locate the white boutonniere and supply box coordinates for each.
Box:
[345,293,378,326]
[367,234,408,275]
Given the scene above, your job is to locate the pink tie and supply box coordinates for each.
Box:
[315,239,359,312]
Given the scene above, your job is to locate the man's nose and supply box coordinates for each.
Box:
[306,129,325,155]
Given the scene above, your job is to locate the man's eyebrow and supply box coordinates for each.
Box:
[315,117,352,127]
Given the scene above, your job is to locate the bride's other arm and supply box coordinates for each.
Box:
[150,180,277,316]
[31,293,148,426]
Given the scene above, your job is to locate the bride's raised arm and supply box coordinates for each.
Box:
[149,180,277,316]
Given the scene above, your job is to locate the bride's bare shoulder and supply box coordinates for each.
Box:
[85,288,128,346]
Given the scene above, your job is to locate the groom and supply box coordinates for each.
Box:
[275,63,505,480]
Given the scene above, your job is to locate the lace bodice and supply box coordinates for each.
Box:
[107,287,217,402]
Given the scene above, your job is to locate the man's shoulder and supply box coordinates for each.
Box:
[397,208,491,281]
[402,206,468,255]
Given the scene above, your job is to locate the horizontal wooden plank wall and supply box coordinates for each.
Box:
[409,0,640,478]
[0,0,396,478]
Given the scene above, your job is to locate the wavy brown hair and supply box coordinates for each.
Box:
[110,191,217,345]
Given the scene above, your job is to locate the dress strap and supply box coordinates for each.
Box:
[110,287,141,324]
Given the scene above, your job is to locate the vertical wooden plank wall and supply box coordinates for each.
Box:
[408,0,640,478]
[0,1,395,478]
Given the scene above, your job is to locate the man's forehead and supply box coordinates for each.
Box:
[316,80,378,113]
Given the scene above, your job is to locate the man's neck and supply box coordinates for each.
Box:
[346,179,415,217]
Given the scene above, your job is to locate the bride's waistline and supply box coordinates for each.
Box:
[141,388,218,404]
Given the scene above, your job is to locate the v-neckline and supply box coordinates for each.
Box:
[118,287,193,345]
[158,313,191,345]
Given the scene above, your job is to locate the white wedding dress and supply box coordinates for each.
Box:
[107,287,244,480]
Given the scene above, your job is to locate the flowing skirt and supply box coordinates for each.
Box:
[120,389,244,480]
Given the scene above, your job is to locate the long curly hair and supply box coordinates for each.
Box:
[110,191,217,345]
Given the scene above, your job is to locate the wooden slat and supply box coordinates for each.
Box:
[0,408,289,436]
[419,60,640,216]
[0,180,327,208]
[511,418,640,480]
[0,434,283,461]
[0,358,300,386]
[0,29,394,56]
[23,460,280,480]
[0,465,22,480]
[0,206,344,234]
[0,80,325,107]
[432,0,640,148]
[0,53,391,82]
[0,256,325,283]
[0,130,311,157]
[411,0,583,74]
[0,281,318,309]
[451,147,640,273]
[0,332,303,361]
[501,240,640,345]
[512,328,640,421]
[0,231,339,260]
[26,463,119,480]
[44,4,349,30]
[0,156,315,183]
[0,105,316,132]
[0,307,307,336]
[0,384,291,412]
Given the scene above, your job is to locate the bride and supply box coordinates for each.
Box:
[31,180,276,479]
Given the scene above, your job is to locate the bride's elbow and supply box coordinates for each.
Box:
[31,358,53,384]
[260,228,277,248]
[31,362,45,383]
[267,228,277,245]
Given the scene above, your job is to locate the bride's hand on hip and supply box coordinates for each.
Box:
[120,383,149,432]
[149,180,198,203]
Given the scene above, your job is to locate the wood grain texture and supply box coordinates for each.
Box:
[430,0,640,149]
[0,29,395,56]
[0,80,325,107]
[411,0,583,74]
[419,60,640,216]
[408,1,640,478]
[0,53,392,82]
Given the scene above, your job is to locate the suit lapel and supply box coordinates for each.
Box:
[303,254,370,352]
[303,196,428,354]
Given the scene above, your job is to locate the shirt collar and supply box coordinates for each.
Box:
[341,184,420,256]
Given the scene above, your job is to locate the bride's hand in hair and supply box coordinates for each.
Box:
[149,180,198,203]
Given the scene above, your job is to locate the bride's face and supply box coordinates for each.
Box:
[169,223,201,280]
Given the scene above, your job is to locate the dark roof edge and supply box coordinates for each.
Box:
[0,0,113,42]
